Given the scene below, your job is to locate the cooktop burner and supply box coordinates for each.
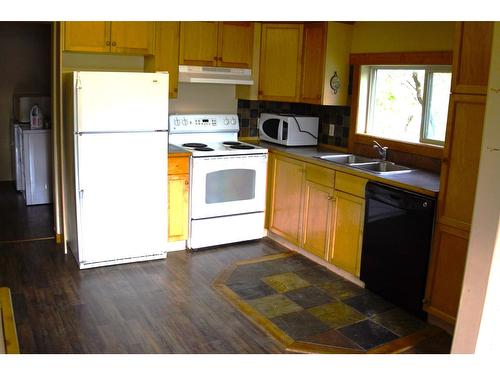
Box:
[194,147,214,151]
[183,143,207,148]
[223,141,241,146]
[230,145,255,150]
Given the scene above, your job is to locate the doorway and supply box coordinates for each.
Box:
[0,22,53,242]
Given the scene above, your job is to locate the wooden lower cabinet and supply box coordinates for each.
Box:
[168,155,189,242]
[329,191,365,277]
[269,155,305,245]
[267,152,365,277]
[301,180,334,259]
[424,223,469,323]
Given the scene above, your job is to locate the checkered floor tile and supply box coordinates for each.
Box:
[214,252,445,353]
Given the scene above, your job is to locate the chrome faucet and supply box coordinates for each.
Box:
[373,140,388,161]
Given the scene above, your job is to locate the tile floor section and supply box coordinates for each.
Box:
[217,253,436,352]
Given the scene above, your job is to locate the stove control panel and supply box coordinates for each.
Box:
[169,114,239,134]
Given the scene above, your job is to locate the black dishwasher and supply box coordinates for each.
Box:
[360,182,436,319]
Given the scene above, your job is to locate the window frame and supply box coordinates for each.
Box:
[348,51,453,160]
[363,64,451,147]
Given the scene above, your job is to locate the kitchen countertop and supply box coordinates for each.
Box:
[257,141,440,197]
[168,144,191,157]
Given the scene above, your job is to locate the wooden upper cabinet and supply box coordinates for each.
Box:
[144,22,180,98]
[218,22,254,68]
[63,21,154,55]
[63,22,111,53]
[438,94,486,230]
[452,22,494,94]
[300,22,327,104]
[110,22,154,55]
[259,23,304,102]
[179,22,219,66]
[179,22,253,68]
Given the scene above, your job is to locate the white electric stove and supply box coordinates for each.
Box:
[169,114,268,250]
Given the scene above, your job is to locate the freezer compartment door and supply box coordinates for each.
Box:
[75,71,169,133]
[75,132,168,265]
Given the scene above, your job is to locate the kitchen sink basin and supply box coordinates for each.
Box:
[350,161,413,174]
[317,154,378,164]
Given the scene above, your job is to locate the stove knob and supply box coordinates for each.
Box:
[182,118,188,126]
[230,118,237,125]
[174,118,180,126]
[224,118,230,125]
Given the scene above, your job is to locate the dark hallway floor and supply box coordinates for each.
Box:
[0,181,452,354]
[0,181,54,241]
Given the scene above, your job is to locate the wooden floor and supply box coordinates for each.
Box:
[0,181,451,354]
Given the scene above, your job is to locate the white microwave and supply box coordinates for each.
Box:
[258,113,319,146]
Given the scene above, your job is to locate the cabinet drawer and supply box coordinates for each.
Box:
[168,156,189,175]
[305,164,335,188]
[335,172,367,198]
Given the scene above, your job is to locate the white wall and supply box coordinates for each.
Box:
[452,22,500,354]
[169,83,237,114]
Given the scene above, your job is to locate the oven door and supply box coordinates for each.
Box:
[190,154,268,219]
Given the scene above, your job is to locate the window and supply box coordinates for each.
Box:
[357,65,452,146]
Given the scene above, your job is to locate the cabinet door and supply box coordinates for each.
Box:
[301,180,334,259]
[259,23,303,102]
[330,191,365,276]
[168,174,189,242]
[438,94,486,230]
[452,22,494,95]
[179,22,219,67]
[63,21,111,52]
[299,22,326,104]
[144,22,180,98]
[217,22,254,68]
[269,156,305,245]
[110,22,154,55]
[424,223,469,323]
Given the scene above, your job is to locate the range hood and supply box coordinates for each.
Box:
[178,65,254,85]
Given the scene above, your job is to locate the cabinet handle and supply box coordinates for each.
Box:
[105,41,110,46]
[185,180,189,185]
[327,196,334,201]
[112,41,117,46]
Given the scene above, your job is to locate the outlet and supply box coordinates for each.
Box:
[328,124,336,137]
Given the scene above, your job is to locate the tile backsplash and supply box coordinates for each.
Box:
[237,100,351,148]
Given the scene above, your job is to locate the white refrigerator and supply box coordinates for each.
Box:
[64,71,169,269]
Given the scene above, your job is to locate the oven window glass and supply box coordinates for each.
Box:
[206,169,256,203]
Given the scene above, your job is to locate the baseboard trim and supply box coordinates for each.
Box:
[427,313,455,335]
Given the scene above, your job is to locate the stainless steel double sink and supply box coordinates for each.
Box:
[315,154,413,175]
